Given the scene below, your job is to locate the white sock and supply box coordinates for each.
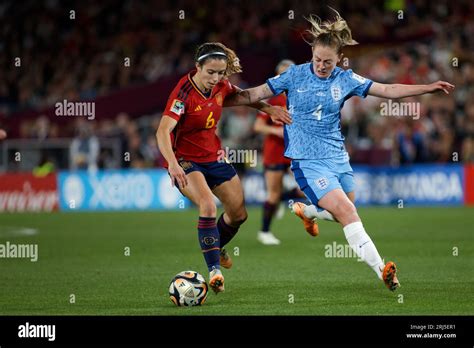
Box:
[343,221,384,280]
[304,204,336,222]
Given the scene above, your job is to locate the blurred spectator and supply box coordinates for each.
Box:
[69,121,99,172]
[33,151,55,177]
[395,118,428,164]
[460,99,474,162]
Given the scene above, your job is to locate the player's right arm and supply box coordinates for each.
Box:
[156,116,188,189]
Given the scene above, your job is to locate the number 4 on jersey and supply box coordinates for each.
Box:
[313,104,323,120]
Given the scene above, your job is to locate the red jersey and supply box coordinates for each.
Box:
[163,70,237,163]
[256,94,291,166]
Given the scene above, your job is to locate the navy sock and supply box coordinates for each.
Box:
[262,201,277,232]
[198,217,220,272]
[217,213,239,248]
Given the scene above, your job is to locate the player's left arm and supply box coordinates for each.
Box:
[224,85,292,124]
[368,81,455,99]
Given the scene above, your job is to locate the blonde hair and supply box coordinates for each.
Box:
[195,42,243,77]
[304,8,358,53]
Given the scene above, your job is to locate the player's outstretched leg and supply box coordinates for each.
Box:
[180,172,226,293]
[319,189,400,291]
[213,175,248,268]
[291,202,319,236]
[198,216,225,293]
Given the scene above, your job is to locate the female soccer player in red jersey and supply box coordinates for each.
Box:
[254,59,304,245]
[156,42,290,294]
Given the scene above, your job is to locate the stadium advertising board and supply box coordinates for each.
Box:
[353,164,464,206]
[58,170,189,211]
[242,164,465,206]
[0,173,59,212]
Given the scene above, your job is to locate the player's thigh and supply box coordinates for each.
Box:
[180,171,216,215]
[264,169,285,202]
[212,175,247,222]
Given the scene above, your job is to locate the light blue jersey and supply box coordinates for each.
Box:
[266,63,373,160]
[266,63,373,206]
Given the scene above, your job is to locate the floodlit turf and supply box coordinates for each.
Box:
[0,206,473,315]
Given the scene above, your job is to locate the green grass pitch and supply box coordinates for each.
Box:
[1,206,473,315]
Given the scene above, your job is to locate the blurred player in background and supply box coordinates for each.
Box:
[254,59,304,245]
[225,9,454,291]
[157,42,289,294]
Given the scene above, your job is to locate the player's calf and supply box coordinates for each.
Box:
[217,212,246,248]
[197,216,222,273]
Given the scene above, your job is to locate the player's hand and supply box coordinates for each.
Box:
[428,81,455,94]
[267,106,292,125]
[0,129,7,140]
[168,162,188,190]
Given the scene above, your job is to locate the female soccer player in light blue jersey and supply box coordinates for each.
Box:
[225,9,454,291]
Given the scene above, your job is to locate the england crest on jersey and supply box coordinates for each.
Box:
[331,85,342,101]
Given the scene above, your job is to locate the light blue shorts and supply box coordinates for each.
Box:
[291,157,355,209]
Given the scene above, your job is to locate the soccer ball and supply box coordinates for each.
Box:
[169,271,208,306]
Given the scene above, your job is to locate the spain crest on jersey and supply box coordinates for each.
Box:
[215,93,223,106]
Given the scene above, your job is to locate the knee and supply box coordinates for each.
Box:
[198,197,217,217]
[267,190,281,204]
[331,201,359,224]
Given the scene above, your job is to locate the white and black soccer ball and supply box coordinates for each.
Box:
[169,271,208,306]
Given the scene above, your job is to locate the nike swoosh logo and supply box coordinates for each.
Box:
[297,88,308,93]
[359,241,370,248]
